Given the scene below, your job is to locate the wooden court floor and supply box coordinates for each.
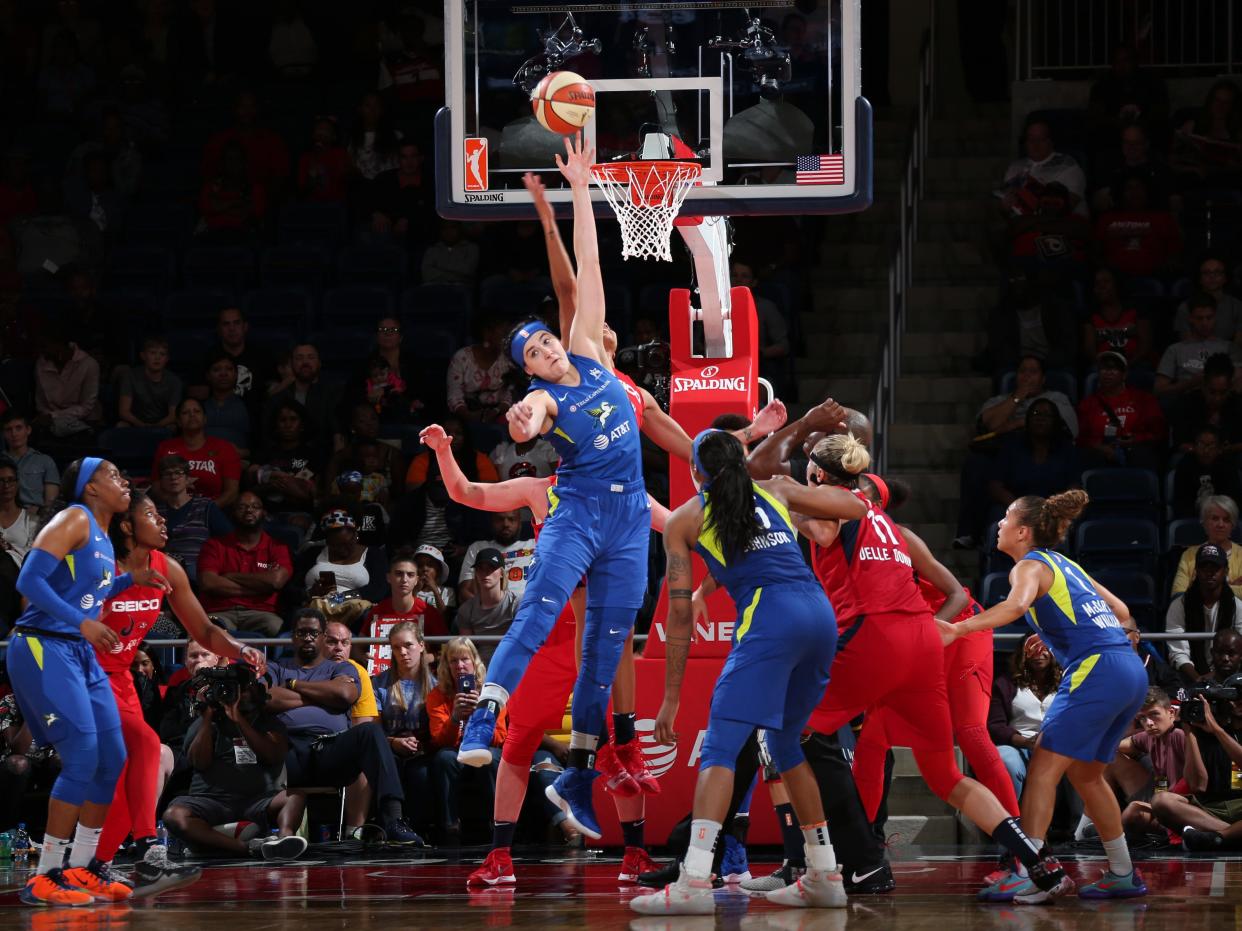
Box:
[2,848,1239,931]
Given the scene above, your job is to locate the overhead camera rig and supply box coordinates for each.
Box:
[708,9,791,99]
[513,12,603,94]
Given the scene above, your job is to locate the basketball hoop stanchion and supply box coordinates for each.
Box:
[590,160,701,261]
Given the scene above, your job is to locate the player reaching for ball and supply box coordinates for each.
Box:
[456,133,652,840]
[942,491,1149,903]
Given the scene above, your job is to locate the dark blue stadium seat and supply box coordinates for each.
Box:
[1082,468,1161,521]
[1165,517,1208,552]
[981,522,1015,576]
[165,289,234,329]
[121,203,195,248]
[261,244,330,290]
[106,245,177,293]
[242,288,314,340]
[402,284,472,344]
[1091,568,1157,629]
[99,427,168,475]
[279,203,346,251]
[407,328,458,360]
[338,245,408,291]
[1074,519,1159,573]
[322,286,395,330]
[478,274,552,316]
[183,245,256,293]
[980,571,1011,607]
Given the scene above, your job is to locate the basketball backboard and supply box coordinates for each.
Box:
[436,0,872,219]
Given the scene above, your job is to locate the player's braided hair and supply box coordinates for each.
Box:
[1010,490,1089,548]
[697,430,762,561]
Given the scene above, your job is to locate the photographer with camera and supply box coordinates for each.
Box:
[1151,630,1242,850]
[263,608,423,844]
[162,668,307,861]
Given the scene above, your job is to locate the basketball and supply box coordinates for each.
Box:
[531,71,596,135]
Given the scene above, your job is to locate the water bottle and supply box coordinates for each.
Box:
[13,824,29,865]
[156,821,170,847]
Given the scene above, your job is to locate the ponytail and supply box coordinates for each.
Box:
[1010,490,1089,548]
[696,430,762,561]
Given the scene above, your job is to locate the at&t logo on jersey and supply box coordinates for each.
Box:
[80,593,95,610]
[673,364,747,393]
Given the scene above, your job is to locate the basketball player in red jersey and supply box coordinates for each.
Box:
[847,475,1020,822]
[795,434,1066,895]
[96,491,266,895]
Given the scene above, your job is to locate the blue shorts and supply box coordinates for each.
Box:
[526,479,650,610]
[1040,649,1148,763]
[708,583,838,731]
[6,631,120,747]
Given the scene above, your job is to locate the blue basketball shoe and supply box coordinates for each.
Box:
[546,767,602,839]
[458,705,498,767]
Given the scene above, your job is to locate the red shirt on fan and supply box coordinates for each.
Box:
[363,596,448,674]
[97,550,168,675]
[811,491,928,624]
[1089,307,1142,360]
[1093,209,1182,277]
[1076,386,1166,449]
[151,436,241,501]
[197,532,291,614]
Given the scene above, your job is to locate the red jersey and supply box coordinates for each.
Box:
[1076,387,1166,449]
[811,492,927,622]
[916,576,980,624]
[364,596,448,674]
[97,550,168,675]
[152,436,241,500]
[1089,307,1141,360]
[616,371,645,428]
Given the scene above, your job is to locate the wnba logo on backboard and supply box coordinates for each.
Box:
[464,138,488,192]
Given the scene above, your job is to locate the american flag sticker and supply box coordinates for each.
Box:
[795,154,846,185]
[464,138,488,192]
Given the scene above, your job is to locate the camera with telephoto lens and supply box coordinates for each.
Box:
[1176,673,1242,725]
[191,664,260,711]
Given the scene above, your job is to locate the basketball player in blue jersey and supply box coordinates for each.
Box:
[457,133,650,839]
[941,490,1149,903]
[7,457,169,906]
[632,430,871,914]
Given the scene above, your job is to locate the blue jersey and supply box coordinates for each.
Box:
[1022,549,1130,667]
[532,353,643,487]
[16,504,118,638]
[695,483,818,610]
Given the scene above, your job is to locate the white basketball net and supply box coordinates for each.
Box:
[590,161,702,262]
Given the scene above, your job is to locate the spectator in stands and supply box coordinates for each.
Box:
[1076,351,1165,470]
[997,117,1087,217]
[63,150,126,237]
[1173,427,1242,520]
[295,503,389,613]
[1087,45,1168,152]
[454,548,517,663]
[327,403,405,497]
[262,343,340,450]
[198,140,269,241]
[984,274,1078,374]
[489,432,558,480]
[446,314,516,425]
[322,469,388,548]
[1,410,59,509]
[1168,543,1242,685]
[1172,354,1242,452]
[0,459,34,631]
[360,551,449,674]
[192,307,272,420]
[1174,499,1242,596]
[268,0,318,79]
[1,674,43,831]
[1150,630,1242,850]
[459,510,535,603]
[989,635,1065,800]
[412,544,454,621]
[322,622,379,726]
[1081,267,1153,367]
[297,116,348,203]
[38,28,95,117]
[421,221,478,286]
[346,91,400,191]
[1156,294,1242,398]
[1112,687,1187,838]
[1092,174,1182,280]
[1174,255,1242,342]
[202,352,252,455]
[370,621,436,829]
[264,608,422,842]
[346,329,426,429]
[66,108,142,199]
[1005,181,1090,284]
[117,336,181,429]
[130,643,166,730]
[155,454,231,584]
[989,398,1080,512]
[153,398,241,508]
[0,147,36,229]
[400,414,496,553]
[247,400,317,518]
[427,636,506,843]
[162,675,308,861]
[198,491,292,637]
[202,89,290,202]
[1091,124,1173,213]
[1170,79,1242,187]
[33,322,101,443]
[364,141,429,251]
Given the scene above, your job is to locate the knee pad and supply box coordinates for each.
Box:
[765,724,808,773]
[912,747,965,802]
[50,728,102,806]
[699,718,753,771]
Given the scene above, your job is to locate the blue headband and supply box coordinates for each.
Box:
[691,429,723,490]
[510,324,553,367]
[74,457,104,500]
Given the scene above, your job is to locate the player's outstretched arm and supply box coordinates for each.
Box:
[643,391,787,464]
[944,560,1046,643]
[420,423,551,520]
[902,525,970,622]
[524,171,578,340]
[165,555,266,674]
[747,398,848,479]
[555,133,607,363]
[762,476,868,522]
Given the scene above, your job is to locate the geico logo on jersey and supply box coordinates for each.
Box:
[651,619,736,642]
[635,718,710,778]
[110,599,163,613]
[672,373,747,392]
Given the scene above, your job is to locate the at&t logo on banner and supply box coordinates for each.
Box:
[634,718,710,778]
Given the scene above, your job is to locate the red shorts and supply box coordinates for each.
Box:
[807,611,954,751]
[502,606,577,766]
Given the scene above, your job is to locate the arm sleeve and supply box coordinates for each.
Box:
[15,548,88,630]
[1164,597,1191,670]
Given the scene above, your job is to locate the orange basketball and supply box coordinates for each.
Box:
[531,71,596,136]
